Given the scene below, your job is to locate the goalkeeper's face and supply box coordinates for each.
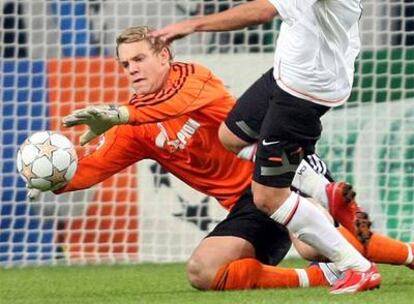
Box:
[118,40,171,95]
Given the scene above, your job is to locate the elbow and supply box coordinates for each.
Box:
[254,0,278,23]
[258,9,277,23]
[259,11,277,23]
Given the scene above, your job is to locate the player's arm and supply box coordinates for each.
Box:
[55,126,145,193]
[151,0,278,42]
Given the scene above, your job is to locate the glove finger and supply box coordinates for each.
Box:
[63,110,95,124]
[72,108,88,114]
[80,130,98,146]
[86,107,102,116]
[74,111,94,119]
[67,108,95,119]
[27,188,41,202]
[69,108,94,118]
[63,116,89,127]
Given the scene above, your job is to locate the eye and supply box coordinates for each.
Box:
[121,62,129,69]
[133,55,145,62]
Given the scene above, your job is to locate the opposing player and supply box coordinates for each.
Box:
[152,0,380,294]
[33,26,413,293]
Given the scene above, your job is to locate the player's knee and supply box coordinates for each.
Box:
[251,190,270,214]
[251,182,291,215]
[218,123,247,154]
[186,256,214,290]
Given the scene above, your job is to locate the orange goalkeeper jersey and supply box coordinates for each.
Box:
[59,62,253,210]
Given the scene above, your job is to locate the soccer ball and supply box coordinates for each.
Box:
[16,131,78,191]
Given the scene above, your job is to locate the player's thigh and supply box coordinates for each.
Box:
[254,88,329,188]
[223,68,275,143]
[218,122,249,153]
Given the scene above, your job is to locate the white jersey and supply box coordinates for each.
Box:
[268,0,362,107]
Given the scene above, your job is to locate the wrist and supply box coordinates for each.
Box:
[118,106,130,124]
[190,18,203,33]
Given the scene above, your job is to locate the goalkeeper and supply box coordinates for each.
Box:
[39,26,413,292]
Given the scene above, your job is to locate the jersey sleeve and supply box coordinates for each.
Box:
[55,125,146,193]
[268,0,317,24]
[125,63,230,124]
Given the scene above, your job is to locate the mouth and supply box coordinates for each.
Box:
[133,78,145,84]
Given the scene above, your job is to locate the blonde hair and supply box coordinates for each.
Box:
[116,26,172,60]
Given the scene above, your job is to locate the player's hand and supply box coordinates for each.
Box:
[150,20,197,43]
[63,105,129,146]
[26,185,65,201]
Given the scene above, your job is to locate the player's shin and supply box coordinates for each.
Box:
[210,258,328,290]
[271,192,371,273]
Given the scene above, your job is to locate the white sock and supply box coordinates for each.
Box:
[404,243,413,265]
[294,269,310,287]
[317,263,342,286]
[237,144,257,161]
[271,192,371,272]
[291,160,330,208]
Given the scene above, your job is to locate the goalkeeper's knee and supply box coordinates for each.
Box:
[186,257,216,290]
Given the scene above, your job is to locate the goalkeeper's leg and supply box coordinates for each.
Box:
[186,191,330,291]
[321,176,413,269]
[188,237,329,291]
[339,226,414,270]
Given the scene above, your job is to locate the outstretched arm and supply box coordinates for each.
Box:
[55,126,145,193]
[151,0,278,42]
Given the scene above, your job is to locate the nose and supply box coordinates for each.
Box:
[128,61,139,74]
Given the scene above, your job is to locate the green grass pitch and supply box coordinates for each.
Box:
[1,259,413,304]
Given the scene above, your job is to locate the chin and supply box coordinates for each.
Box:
[134,87,149,95]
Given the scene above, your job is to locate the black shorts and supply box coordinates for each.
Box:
[206,189,292,266]
[225,69,330,187]
[225,68,329,143]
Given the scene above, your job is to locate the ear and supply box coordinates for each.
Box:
[159,47,171,65]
